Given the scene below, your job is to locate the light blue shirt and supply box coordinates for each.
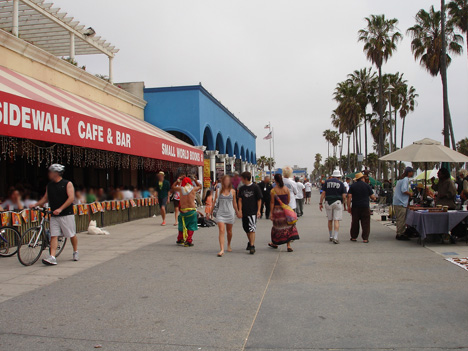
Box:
[393,177,410,207]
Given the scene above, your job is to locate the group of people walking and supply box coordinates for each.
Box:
[320,169,376,244]
[172,168,301,257]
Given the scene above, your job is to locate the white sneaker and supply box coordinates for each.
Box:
[42,256,57,265]
[73,251,79,261]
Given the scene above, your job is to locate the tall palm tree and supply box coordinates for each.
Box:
[407,5,463,149]
[323,129,333,158]
[329,131,341,157]
[348,67,376,159]
[358,15,402,162]
[447,0,468,62]
[399,85,418,148]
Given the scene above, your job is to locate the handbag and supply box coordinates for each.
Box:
[272,190,298,225]
[212,189,220,218]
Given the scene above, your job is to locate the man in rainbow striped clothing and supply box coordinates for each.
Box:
[171,176,201,247]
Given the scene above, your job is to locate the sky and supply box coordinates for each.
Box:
[52,0,468,173]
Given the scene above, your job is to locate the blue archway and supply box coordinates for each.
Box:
[234,143,240,158]
[226,138,233,156]
[246,149,250,162]
[215,133,225,154]
[251,151,255,164]
[240,146,245,161]
[203,125,215,150]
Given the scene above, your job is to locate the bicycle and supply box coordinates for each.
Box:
[17,208,67,266]
[0,225,21,257]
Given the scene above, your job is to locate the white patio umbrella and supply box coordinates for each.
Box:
[380,138,468,163]
[380,138,468,189]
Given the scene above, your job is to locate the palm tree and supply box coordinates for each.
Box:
[399,84,418,148]
[348,67,376,159]
[358,15,402,162]
[329,131,341,157]
[448,0,468,62]
[407,5,463,149]
[366,153,380,175]
[323,129,333,158]
[256,156,268,170]
[265,157,275,175]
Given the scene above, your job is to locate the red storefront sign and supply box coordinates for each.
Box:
[0,91,203,166]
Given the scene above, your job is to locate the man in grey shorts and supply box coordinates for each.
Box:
[32,164,79,265]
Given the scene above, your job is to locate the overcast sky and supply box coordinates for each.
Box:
[54,0,468,173]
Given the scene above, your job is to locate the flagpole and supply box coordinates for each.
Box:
[272,127,275,174]
[269,121,272,177]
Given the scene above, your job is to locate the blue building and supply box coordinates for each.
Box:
[144,85,257,180]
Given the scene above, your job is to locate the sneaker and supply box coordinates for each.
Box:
[42,256,57,265]
[184,242,194,247]
[246,242,251,251]
[176,240,184,246]
[73,251,79,261]
[161,221,166,226]
[329,238,333,242]
[333,239,340,244]
[249,246,256,255]
[396,235,410,241]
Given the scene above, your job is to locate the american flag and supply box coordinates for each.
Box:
[264,123,270,129]
[263,132,272,140]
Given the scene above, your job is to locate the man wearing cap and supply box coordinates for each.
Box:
[172,176,202,247]
[393,167,414,241]
[155,171,171,226]
[347,172,377,243]
[32,164,79,265]
[319,169,347,244]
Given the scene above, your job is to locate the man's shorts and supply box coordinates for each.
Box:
[242,215,257,234]
[325,201,343,221]
[305,191,312,199]
[50,215,76,238]
[158,197,168,208]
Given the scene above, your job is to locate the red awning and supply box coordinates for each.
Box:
[0,65,203,166]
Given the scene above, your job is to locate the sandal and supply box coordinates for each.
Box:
[363,240,369,243]
[350,238,357,242]
[287,248,293,252]
[268,243,278,249]
[217,252,224,257]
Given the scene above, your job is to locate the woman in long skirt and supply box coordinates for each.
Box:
[268,174,300,252]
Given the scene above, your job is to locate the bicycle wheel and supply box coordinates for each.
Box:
[0,226,21,257]
[53,237,67,258]
[18,227,44,266]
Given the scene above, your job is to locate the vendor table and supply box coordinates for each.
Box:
[406,210,468,242]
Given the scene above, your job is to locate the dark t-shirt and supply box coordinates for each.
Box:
[322,178,346,204]
[47,178,74,216]
[156,179,171,199]
[260,182,273,200]
[348,180,374,208]
[238,183,263,216]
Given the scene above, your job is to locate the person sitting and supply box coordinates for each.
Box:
[431,168,457,210]
[1,188,24,210]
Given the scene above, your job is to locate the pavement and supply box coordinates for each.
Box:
[1,191,468,351]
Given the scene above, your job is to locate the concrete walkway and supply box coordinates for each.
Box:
[1,191,467,351]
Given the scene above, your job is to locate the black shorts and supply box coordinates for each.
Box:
[305,192,312,198]
[242,215,257,234]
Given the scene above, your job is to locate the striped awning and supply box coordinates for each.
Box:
[0,65,204,165]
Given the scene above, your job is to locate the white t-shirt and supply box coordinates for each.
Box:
[296,182,305,199]
[1,199,24,210]
[344,182,350,193]
[305,182,312,192]
[283,178,298,209]
[121,190,133,200]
